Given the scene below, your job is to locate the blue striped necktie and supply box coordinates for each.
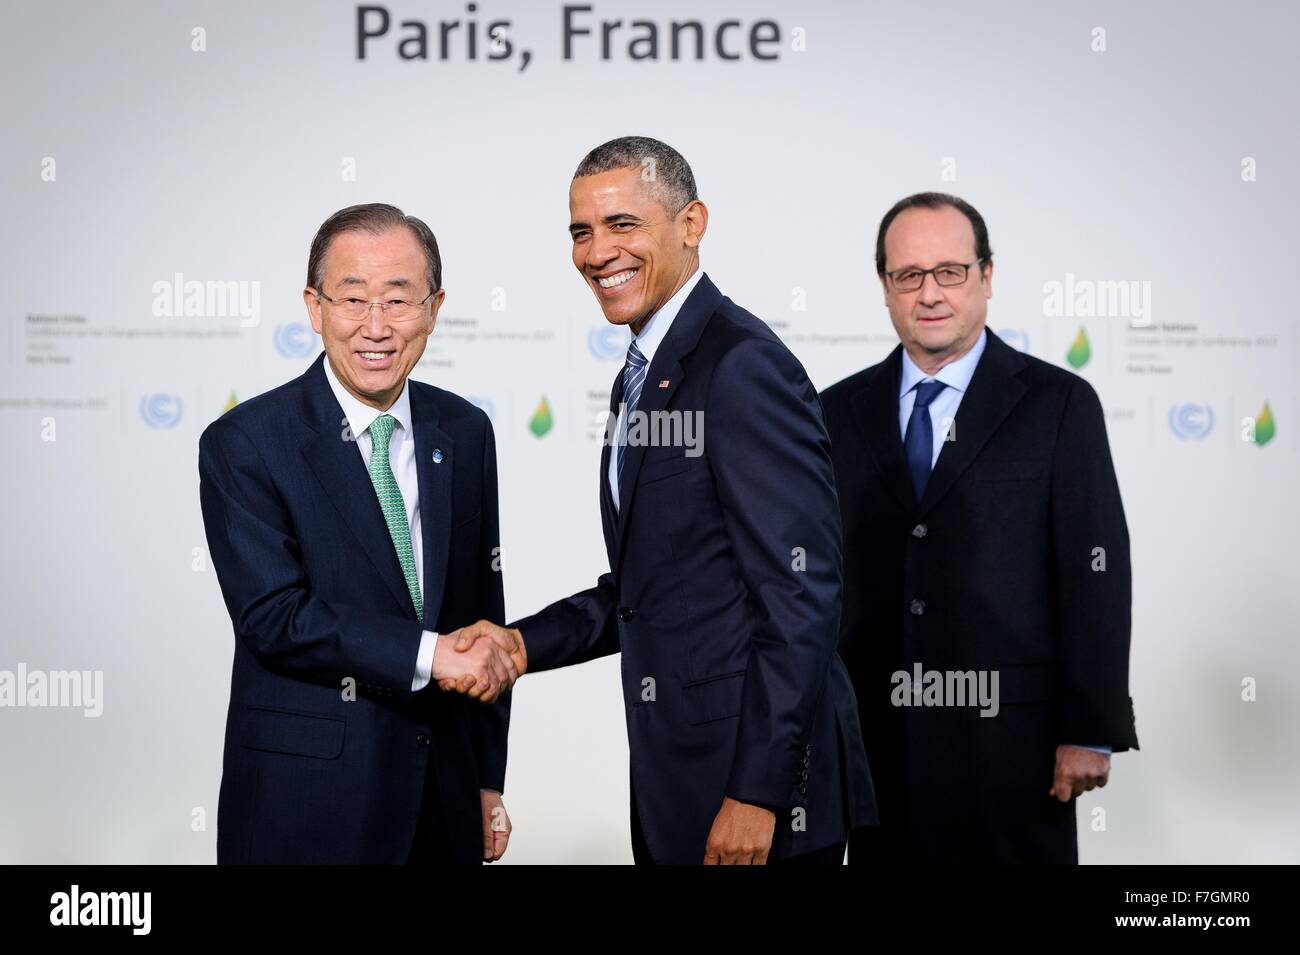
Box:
[616,340,648,494]
[904,379,948,501]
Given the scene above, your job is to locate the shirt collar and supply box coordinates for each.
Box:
[898,326,988,398]
[322,353,413,440]
[629,267,704,365]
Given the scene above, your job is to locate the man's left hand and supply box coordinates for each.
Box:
[703,797,776,865]
[481,791,511,862]
[1049,744,1111,802]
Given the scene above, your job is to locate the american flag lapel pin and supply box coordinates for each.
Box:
[658,379,671,388]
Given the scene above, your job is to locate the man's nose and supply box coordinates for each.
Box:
[362,304,392,337]
[918,272,946,306]
[586,231,618,271]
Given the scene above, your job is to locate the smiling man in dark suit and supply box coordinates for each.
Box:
[819,193,1138,864]
[451,136,876,864]
[199,203,518,864]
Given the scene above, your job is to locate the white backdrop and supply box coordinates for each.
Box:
[2,0,1297,863]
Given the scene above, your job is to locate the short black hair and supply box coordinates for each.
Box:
[574,136,699,214]
[307,203,442,293]
[875,192,992,276]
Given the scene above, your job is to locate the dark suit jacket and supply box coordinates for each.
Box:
[820,329,1138,864]
[512,274,877,864]
[198,351,508,864]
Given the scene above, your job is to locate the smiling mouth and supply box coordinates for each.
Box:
[595,268,639,289]
[356,350,395,364]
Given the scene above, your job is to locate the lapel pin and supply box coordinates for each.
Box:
[658,379,671,388]
[432,449,444,464]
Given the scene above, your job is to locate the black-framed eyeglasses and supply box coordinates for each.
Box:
[885,260,985,292]
[313,289,437,322]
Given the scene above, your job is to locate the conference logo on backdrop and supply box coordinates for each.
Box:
[1168,403,1214,440]
[1244,401,1276,447]
[139,393,183,428]
[1065,325,1092,369]
[274,322,316,359]
[996,328,1030,353]
[529,396,553,438]
[587,325,624,361]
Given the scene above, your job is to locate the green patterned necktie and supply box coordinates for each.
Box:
[367,414,422,622]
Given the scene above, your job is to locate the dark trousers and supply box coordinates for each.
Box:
[631,789,846,865]
[407,752,457,865]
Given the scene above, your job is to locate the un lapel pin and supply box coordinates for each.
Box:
[432,449,444,464]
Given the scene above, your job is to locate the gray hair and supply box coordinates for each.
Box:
[573,136,699,215]
[306,203,442,293]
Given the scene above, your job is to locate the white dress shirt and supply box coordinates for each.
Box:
[608,267,704,509]
[897,326,988,466]
[323,356,438,691]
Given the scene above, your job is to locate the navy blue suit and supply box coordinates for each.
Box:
[198,351,508,864]
[512,274,876,863]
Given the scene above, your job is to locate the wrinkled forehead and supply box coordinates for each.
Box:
[884,207,977,267]
[322,227,426,284]
[569,167,671,217]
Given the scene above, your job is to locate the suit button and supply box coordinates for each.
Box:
[911,523,928,539]
[618,607,635,622]
[909,599,926,616]
[416,734,430,747]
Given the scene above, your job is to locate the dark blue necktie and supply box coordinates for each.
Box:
[904,379,947,500]
[616,340,648,496]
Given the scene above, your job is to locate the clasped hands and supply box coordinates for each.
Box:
[432,621,528,703]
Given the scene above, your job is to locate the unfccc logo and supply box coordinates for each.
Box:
[587,325,624,361]
[274,322,316,359]
[139,393,183,428]
[1168,403,1214,439]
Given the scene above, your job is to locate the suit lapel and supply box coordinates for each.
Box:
[613,358,684,571]
[611,273,722,576]
[916,330,1028,516]
[598,367,621,570]
[412,387,453,630]
[300,354,419,617]
[849,346,918,515]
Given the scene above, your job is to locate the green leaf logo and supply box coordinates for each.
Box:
[1066,326,1091,369]
[1253,401,1276,446]
[529,396,553,438]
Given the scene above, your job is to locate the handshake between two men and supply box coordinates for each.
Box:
[433,622,527,704]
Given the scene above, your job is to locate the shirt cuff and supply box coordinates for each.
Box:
[411,630,439,691]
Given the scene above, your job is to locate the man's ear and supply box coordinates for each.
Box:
[879,274,890,308]
[681,199,709,250]
[425,287,446,337]
[981,259,994,300]
[304,288,323,334]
